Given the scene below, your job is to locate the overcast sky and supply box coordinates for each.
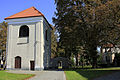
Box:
[0,0,56,25]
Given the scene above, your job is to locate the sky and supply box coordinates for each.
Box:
[0,0,56,25]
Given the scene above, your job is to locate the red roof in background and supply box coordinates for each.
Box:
[103,44,114,48]
[5,7,44,20]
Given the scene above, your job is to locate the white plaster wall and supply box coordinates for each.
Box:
[7,23,36,70]
[6,24,12,69]
[43,18,52,68]
[35,21,44,70]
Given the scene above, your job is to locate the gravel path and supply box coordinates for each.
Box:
[93,71,120,80]
[7,70,66,80]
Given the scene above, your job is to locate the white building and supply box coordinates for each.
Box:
[5,7,52,70]
[101,44,120,64]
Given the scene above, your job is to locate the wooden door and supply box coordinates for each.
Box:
[15,56,21,69]
[30,61,35,70]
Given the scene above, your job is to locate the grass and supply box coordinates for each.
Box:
[65,67,120,80]
[0,70,34,80]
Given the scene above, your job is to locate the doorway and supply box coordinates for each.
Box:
[15,56,21,69]
[30,61,35,70]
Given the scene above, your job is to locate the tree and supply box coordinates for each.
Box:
[0,21,7,69]
[114,53,120,66]
[53,0,84,60]
[83,0,120,67]
[51,26,58,58]
[53,0,120,68]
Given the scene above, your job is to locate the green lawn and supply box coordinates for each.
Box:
[0,71,34,80]
[65,67,120,80]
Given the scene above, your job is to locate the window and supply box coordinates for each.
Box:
[19,25,29,37]
[45,30,48,41]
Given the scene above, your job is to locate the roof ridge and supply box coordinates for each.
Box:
[7,7,33,18]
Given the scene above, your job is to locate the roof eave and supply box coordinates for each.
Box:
[5,15,44,20]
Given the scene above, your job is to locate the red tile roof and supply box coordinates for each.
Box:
[5,7,44,20]
[103,44,114,48]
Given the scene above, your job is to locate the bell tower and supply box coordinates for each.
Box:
[5,7,52,70]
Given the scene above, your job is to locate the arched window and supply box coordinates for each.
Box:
[45,30,48,41]
[19,25,29,37]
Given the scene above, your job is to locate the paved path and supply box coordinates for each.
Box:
[7,70,66,80]
[94,71,120,80]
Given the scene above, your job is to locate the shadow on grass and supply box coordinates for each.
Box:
[65,67,120,80]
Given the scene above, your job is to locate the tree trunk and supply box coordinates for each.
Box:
[0,60,1,69]
[82,61,84,69]
[3,61,6,70]
[75,55,79,66]
[92,56,97,68]
[89,45,98,68]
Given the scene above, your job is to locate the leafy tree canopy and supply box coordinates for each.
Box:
[53,0,120,68]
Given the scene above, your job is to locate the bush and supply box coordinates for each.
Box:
[98,63,108,68]
[114,53,120,66]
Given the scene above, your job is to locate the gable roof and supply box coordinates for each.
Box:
[5,7,44,20]
[103,44,114,48]
[5,7,53,29]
